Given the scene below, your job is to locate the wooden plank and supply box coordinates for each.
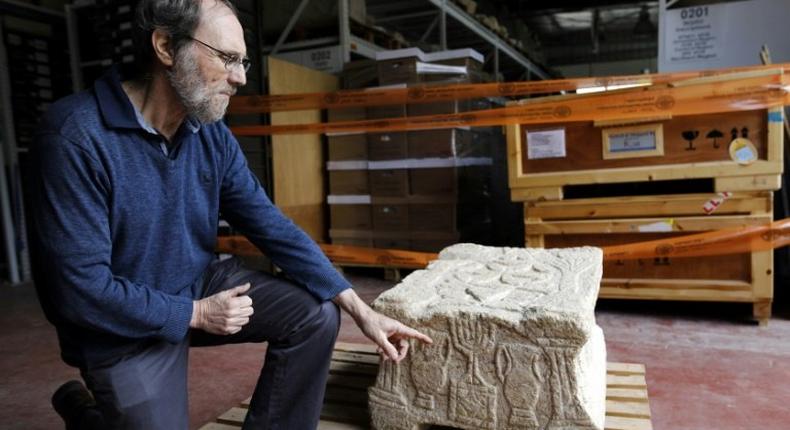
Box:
[607,388,649,403]
[766,107,784,163]
[600,285,754,301]
[511,186,563,202]
[199,423,242,430]
[714,175,782,192]
[526,214,771,235]
[332,350,380,365]
[335,342,378,354]
[605,400,652,419]
[326,373,375,390]
[607,374,648,389]
[605,415,654,430]
[320,402,370,425]
[506,123,523,189]
[216,407,247,426]
[330,361,378,377]
[753,301,772,326]
[527,193,771,219]
[325,384,371,405]
[607,362,646,375]
[509,159,782,189]
[268,57,338,241]
[602,278,752,291]
[751,250,774,300]
[318,421,367,430]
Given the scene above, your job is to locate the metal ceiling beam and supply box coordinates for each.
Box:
[439,0,447,50]
[270,0,312,55]
[376,10,437,23]
[263,36,339,54]
[339,0,350,62]
[425,0,550,79]
[519,0,656,15]
[349,35,382,59]
[419,15,440,43]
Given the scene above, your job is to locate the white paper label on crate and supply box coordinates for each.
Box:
[637,219,675,233]
[608,130,657,152]
[527,129,566,159]
[664,4,725,64]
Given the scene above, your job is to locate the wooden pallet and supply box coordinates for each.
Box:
[201,343,652,430]
[523,192,775,325]
[333,263,405,282]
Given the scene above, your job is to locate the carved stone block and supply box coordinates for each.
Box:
[369,243,606,430]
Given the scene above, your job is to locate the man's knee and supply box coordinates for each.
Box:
[317,301,340,334]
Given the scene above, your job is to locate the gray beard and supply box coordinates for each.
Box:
[167,48,231,124]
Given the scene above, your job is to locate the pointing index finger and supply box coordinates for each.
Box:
[399,325,433,344]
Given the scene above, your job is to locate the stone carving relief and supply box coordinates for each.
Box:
[370,244,606,430]
[409,331,450,411]
[496,343,544,428]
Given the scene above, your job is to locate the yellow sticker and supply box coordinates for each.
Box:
[728,138,758,165]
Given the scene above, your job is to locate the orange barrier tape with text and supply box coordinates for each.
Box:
[229,63,790,113]
[603,218,790,261]
[230,71,790,136]
[215,236,437,269]
[216,218,790,269]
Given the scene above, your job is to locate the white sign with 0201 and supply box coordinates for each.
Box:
[664,4,726,64]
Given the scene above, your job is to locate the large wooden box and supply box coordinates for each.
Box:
[524,192,774,323]
[506,108,784,201]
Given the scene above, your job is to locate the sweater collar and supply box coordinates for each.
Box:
[94,66,201,134]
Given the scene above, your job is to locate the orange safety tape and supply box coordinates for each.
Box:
[216,218,790,269]
[229,63,790,113]
[603,218,790,261]
[230,72,790,136]
[215,236,437,269]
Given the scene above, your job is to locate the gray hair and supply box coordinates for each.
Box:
[131,0,238,78]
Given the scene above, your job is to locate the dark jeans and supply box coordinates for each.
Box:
[80,257,341,430]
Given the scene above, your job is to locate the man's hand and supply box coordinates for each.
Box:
[191,283,254,335]
[333,289,432,362]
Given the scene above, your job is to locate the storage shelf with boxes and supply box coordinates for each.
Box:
[506,104,785,324]
[327,48,513,253]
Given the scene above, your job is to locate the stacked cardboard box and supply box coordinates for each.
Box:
[328,48,497,252]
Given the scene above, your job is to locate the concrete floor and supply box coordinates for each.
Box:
[1,269,789,430]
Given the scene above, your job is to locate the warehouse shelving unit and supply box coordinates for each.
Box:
[0,0,70,284]
[266,0,551,80]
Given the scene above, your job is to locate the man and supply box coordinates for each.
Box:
[28,0,431,429]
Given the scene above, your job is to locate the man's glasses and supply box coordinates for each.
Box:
[188,37,251,73]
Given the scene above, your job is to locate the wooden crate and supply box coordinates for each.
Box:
[506,108,784,202]
[201,342,653,430]
[524,192,774,324]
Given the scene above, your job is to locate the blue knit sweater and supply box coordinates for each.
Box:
[29,68,350,368]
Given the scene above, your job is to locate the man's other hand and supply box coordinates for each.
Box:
[191,283,254,335]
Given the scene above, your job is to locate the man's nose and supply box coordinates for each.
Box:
[228,64,247,87]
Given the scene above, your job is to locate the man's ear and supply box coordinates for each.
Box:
[152,28,175,67]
